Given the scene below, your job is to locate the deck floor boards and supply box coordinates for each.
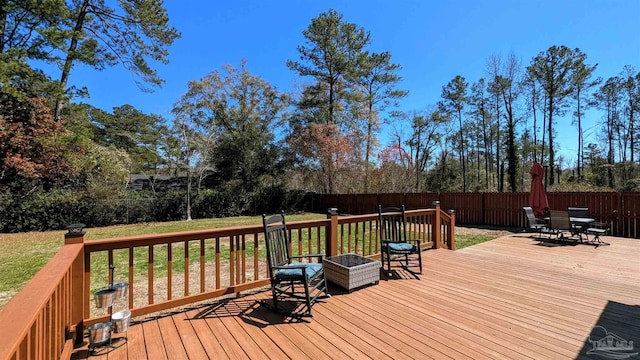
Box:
[72,234,640,359]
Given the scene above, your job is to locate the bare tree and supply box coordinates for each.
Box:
[570,50,600,178]
[526,45,575,185]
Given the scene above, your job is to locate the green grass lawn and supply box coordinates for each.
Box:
[455,234,497,249]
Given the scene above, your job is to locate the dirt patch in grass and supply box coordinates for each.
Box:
[454,225,516,237]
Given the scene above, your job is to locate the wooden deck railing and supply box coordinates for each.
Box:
[0,235,84,360]
[0,206,454,360]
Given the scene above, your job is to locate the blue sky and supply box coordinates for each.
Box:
[67,0,639,163]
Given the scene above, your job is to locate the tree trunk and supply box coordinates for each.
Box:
[0,4,7,53]
[629,98,635,163]
[607,105,615,188]
[476,138,480,185]
[502,87,517,192]
[54,0,90,121]
[532,86,538,162]
[494,94,502,192]
[548,96,555,185]
[541,94,547,163]
[481,99,489,188]
[507,114,516,191]
[364,101,373,192]
[458,108,466,192]
[576,88,582,178]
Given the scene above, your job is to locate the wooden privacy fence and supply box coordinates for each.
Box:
[313,192,640,239]
[0,206,453,360]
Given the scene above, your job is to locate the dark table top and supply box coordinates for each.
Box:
[570,217,595,223]
[543,217,595,224]
[324,253,379,268]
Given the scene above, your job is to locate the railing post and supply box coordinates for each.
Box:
[433,201,441,249]
[447,209,456,250]
[65,224,86,345]
[326,208,339,257]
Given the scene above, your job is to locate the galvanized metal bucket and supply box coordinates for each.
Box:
[111,310,131,333]
[93,288,116,309]
[87,322,112,348]
[110,282,129,300]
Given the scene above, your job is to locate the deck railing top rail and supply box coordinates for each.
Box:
[85,219,332,251]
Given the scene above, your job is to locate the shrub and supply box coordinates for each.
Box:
[0,188,314,232]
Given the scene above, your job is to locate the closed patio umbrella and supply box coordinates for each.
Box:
[529,162,548,218]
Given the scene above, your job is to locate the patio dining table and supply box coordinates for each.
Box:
[543,216,596,240]
[543,216,595,225]
[569,217,596,239]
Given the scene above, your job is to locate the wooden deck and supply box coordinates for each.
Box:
[73,234,640,359]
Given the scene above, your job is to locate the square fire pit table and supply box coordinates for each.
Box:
[323,254,381,292]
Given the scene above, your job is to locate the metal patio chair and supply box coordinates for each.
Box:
[260,212,329,317]
[547,210,574,240]
[379,205,422,276]
[523,206,548,235]
[585,222,611,247]
[568,207,590,218]
[567,207,591,235]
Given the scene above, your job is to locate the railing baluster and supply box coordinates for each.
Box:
[184,240,189,297]
[348,222,352,253]
[108,250,114,286]
[57,286,62,357]
[215,237,220,289]
[241,235,246,284]
[28,321,36,359]
[229,236,235,286]
[353,222,357,253]
[52,288,58,359]
[148,245,154,305]
[200,239,205,293]
[368,220,373,256]
[65,271,71,339]
[316,226,321,254]
[340,224,345,254]
[38,312,43,359]
[167,244,172,300]
[253,233,259,281]
[46,296,51,359]
[83,252,90,325]
[61,276,66,353]
[307,228,312,256]
[128,247,134,309]
[360,221,365,255]
[235,236,240,285]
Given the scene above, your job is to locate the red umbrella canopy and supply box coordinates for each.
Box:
[529,162,548,218]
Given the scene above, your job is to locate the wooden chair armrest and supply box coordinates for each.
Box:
[290,254,325,261]
[273,264,306,270]
[382,239,413,244]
